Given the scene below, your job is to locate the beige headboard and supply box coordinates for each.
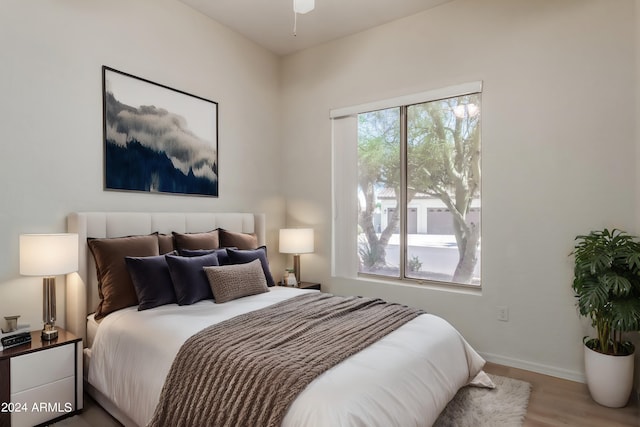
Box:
[65,212,266,344]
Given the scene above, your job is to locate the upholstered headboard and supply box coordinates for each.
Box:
[65,212,266,344]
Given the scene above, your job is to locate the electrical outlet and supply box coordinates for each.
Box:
[497,306,509,322]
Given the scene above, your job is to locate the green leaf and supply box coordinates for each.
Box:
[610,298,640,332]
[572,228,640,349]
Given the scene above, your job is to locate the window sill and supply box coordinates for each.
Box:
[351,273,483,296]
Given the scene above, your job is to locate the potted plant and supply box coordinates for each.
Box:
[572,228,640,407]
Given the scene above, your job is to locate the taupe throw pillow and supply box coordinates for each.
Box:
[204,259,268,303]
[88,234,160,320]
[172,230,220,251]
[157,233,176,254]
[218,229,258,249]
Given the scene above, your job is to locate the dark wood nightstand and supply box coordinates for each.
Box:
[297,282,321,291]
[277,282,322,291]
[0,328,82,427]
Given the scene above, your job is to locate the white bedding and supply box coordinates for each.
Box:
[88,287,486,427]
[86,313,99,348]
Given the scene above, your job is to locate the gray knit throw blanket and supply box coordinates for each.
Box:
[147,292,424,427]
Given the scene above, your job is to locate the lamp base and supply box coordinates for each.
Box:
[42,277,57,341]
[293,254,301,283]
[41,324,58,341]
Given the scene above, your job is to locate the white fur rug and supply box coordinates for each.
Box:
[433,374,531,427]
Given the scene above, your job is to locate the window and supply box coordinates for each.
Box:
[332,82,481,287]
[357,107,400,278]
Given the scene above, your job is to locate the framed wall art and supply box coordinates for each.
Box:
[102,66,218,197]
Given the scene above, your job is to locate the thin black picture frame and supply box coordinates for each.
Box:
[102,66,218,197]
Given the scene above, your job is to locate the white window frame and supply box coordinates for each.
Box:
[330,81,483,287]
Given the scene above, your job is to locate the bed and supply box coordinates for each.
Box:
[65,211,488,427]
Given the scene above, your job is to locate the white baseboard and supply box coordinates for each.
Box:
[480,352,586,384]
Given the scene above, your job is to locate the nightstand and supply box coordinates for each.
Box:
[0,328,82,427]
[277,282,321,291]
[297,282,321,291]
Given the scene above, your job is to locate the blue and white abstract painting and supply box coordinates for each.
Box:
[103,66,218,196]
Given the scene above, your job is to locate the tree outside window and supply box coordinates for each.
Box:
[357,92,481,286]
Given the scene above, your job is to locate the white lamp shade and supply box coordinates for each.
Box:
[20,233,79,276]
[279,228,314,254]
[293,0,315,14]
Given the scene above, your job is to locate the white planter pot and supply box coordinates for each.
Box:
[584,344,635,408]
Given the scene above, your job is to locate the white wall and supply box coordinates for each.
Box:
[281,0,638,381]
[0,0,285,330]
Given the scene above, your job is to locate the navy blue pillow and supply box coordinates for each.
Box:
[179,248,234,265]
[165,253,219,305]
[125,254,177,311]
[226,246,276,287]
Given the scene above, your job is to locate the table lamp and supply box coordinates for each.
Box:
[20,233,78,341]
[279,228,314,283]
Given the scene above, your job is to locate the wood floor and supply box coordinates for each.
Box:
[61,363,640,426]
[484,362,640,426]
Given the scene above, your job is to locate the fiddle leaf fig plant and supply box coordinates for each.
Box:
[572,228,640,356]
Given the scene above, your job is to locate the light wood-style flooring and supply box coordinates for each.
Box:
[484,362,639,426]
[60,363,639,426]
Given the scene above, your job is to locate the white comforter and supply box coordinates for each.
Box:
[88,287,486,427]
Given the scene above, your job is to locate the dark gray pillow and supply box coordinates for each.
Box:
[165,253,219,305]
[204,259,268,303]
[226,246,275,287]
[178,248,234,265]
[125,253,177,310]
